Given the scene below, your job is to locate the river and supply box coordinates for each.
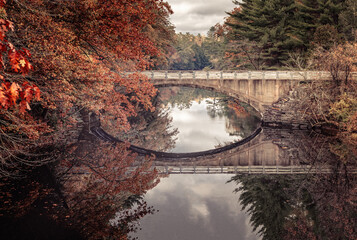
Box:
[0,86,356,240]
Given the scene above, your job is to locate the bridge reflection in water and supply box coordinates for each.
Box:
[90,124,357,175]
[148,127,357,175]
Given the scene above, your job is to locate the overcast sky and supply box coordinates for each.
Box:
[166,0,238,35]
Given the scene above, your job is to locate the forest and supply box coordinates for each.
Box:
[0,0,356,239]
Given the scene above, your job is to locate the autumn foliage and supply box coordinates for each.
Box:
[0,2,39,113]
[0,0,174,176]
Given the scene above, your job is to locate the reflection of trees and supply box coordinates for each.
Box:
[118,102,178,152]
[229,164,356,240]
[57,141,161,239]
[206,98,261,137]
[225,101,261,137]
[206,97,226,118]
[229,175,293,240]
[159,86,261,139]
[0,139,161,239]
[159,86,225,110]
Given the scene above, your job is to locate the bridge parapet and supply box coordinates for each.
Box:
[140,70,357,81]
[155,165,357,175]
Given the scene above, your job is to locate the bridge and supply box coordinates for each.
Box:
[141,70,357,112]
[82,71,357,174]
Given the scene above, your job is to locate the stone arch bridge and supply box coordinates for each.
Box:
[86,71,357,174]
[140,70,357,112]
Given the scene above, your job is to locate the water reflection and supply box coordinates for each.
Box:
[120,86,261,153]
[229,170,356,240]
[1,108,356,240]
[133,175,260,240]
[0,140,161,240]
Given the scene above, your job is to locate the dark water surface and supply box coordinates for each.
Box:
[0,86,356,240]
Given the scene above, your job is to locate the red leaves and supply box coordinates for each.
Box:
[0,81,40,114]
[8,48,33,74]
[0,2,37,115]
[0,0,6,8]
[0,18,14,41]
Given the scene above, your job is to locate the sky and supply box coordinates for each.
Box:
[165,0,238,35]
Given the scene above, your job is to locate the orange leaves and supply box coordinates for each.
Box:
[0,2,38,116]
[0,18,14,41]
[0,81,40,114]
[7,48,33,74]
[0,19,32,74]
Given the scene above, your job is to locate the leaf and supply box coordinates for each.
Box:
[9,82,19,104]
[23,86,33,102]
[0,88,7,107]
[19,59,26,67]
[33,86,40,101]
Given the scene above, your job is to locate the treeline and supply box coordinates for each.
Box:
[156,30,232,71]
[225,0,357,69]
[170,0,357,71]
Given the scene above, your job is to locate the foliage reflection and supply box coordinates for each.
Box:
[229,168,356,240]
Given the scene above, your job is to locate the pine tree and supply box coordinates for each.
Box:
[292,0,320,50]
[317,0,345,26]
[229,0,297,67]
[339,0,357,41]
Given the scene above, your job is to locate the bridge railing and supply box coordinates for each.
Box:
[138,70,357,81]
[155,165,357,175]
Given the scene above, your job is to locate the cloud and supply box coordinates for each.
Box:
[166,0,237,35]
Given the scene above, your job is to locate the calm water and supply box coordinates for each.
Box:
[120,86,261,153]
[0,86,356,240]
[133,175,260,240]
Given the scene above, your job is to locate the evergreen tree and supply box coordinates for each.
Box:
[339,0,357,41]
[317,0,345,26]
[292,0,320,50]
[228,0,350,68]
[229,0,297,67]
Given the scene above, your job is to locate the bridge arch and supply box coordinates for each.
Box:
[153,82,264,115]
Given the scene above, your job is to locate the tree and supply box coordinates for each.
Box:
[312,42,357,89]
[227,0,349,68]
[0,1,54,177]
[229,0,298,67]
[1,0,174,176]
[168,33,211,70]
[339,0,357,41]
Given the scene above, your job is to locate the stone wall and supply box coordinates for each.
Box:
[262,88,312,129]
